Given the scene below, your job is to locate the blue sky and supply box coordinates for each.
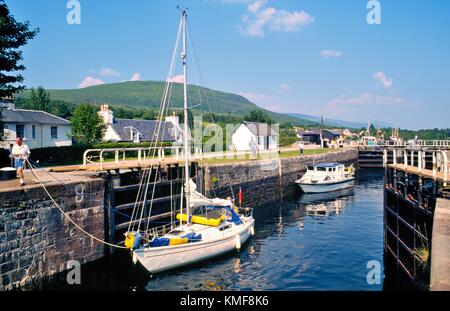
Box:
[7,0,450,129]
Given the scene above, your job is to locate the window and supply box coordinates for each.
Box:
[51,126,58,139]
[16,124,25,138]
[32,125,36,139]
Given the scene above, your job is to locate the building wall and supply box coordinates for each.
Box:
[102,126,121,142]
[2,123,72,149]
[0,179,105,290]
[258,135,277,150]
[232,124,256,151]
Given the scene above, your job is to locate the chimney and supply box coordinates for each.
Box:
[98,103,114,125]
[1,96,15,110]
[165,111,179,128]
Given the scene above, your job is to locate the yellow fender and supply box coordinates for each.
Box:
[124,232,136,249]
[169,237,189,246]
[176,213,224,227]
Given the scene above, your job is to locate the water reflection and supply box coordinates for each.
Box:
[298,188,355,217]
[39,169,388,291]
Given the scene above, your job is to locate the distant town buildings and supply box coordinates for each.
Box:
[296,128,356,148]
[1,98,72,149]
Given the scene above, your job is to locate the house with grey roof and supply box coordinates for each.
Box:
[1,100,72,149]
[98,104,181,143]
[296,128,343,146]
[231,121,278,151]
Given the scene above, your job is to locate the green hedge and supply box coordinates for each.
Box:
[29,144,90,165]
[28,141,178,166]
[0,148,11,167]
[93,141,173,149]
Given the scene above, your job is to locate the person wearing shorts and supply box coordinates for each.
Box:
[12,137,30,186]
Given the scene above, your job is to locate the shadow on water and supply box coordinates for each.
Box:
[37,168,408,291]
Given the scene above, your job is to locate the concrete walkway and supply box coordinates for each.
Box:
[430,197,450,291]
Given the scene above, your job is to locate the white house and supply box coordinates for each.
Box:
[231,121,278,151]
[98,104,182,143]
[1,100,72,149]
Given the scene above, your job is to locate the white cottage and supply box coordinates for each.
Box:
[98,104,182,143]
[231,121,278,151]
[1,101,72,149]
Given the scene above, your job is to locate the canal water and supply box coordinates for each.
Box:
[39,169,390,291]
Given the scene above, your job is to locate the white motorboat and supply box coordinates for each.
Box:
[125,9,255,274]
[295,163,355,193]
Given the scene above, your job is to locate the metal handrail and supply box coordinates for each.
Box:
[82,146,184,169]
[82,145,292,169]
[383,148,449,183]
[364,140,450,148]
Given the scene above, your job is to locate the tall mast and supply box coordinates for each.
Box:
[181,10,190,225]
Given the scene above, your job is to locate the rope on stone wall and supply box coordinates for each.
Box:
[26,158,128,250]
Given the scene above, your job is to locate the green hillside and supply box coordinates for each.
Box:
[17,81,316,125]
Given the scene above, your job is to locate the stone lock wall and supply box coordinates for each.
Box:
[203,149,359,207]
[0,178,105,290]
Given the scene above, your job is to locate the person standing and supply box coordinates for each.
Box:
[299,142,305,156]
[249,137,258,160]
[12,137,30,186]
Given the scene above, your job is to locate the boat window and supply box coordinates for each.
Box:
[219,224,232,231]
[168,230,183,235]
[317,167,326,171]
[307,165,315,171]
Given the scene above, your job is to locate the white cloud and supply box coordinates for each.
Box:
[167,74,184,83]
[320,49,343,59]
[248,0,265,12]
[324,92,421,127]
[240,1,314,37]
[326,92,406,115]
[78,76,105,89]
[278,83,290,93]
[373,72,393,89]
[130,72,141,81]
[99,67,121,77]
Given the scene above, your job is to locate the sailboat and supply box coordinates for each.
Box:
[124,9,255,274]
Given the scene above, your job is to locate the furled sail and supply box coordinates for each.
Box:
[187,179,233,208]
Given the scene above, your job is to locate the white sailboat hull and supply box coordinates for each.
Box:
[133,218,255,274]
[296,178,355,193]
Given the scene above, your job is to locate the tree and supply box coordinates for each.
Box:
[0,0,39,98]
[29,86,51,111]
[49,100,74,119]
[0,0,38,142]
[244,110,274,124]
[142,109,156,120]
[71,104,105,145]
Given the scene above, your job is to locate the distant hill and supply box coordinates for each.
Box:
[286,113,392,129]
[17,81,317,126]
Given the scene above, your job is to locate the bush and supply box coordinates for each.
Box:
[29,144,90,165]
[27,141,178,166]
[0,148,11,167]
[93,141,173,149]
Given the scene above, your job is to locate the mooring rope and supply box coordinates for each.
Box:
[26,158,128,250]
